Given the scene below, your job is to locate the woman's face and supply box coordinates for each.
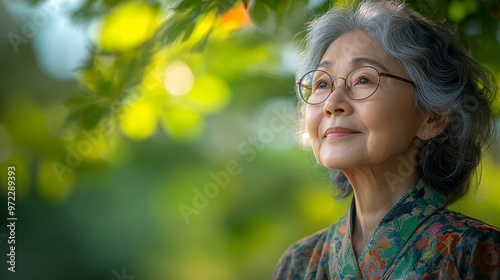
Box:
[306,30,426,172]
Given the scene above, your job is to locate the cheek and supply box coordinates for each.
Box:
[305,106,324,162]
[360,105,393,132]
[305,106,322,140]
[360,98,420,149]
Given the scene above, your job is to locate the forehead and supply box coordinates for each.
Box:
[319,30,399,71]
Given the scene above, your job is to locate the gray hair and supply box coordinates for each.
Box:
[298,0,497,204]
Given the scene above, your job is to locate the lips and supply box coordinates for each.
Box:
[324,127,359,140]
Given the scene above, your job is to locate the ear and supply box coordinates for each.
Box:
[416,113,447,140]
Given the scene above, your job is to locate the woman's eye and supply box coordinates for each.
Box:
[358,77,372,84]
[315,81,330,90]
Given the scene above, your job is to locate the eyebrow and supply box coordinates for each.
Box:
[317,57,389,73]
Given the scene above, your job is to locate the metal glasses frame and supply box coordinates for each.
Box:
[296,66,415,105]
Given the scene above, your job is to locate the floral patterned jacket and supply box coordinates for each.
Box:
[271,181,500,279]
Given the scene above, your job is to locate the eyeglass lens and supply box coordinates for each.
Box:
[299,66,381,103]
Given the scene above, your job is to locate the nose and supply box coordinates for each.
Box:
[323,78,353,117]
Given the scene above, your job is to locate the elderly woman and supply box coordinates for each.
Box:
[272,1,500,279]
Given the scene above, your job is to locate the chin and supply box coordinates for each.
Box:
[315,145,357,168]
[317,154,357,170]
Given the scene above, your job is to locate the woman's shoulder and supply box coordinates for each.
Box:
[421,208,500,252]
[410,208,500,278]
[428,207,500,238]
[271,216,347,280]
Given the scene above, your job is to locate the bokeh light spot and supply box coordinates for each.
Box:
[164,61,195,96]
[160,106,204,141]
[119,100,158,140]
[99,1,158,50]
[222,3,252,31]
[187,74,230,114]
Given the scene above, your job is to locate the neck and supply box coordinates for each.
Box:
[342,152,420,258]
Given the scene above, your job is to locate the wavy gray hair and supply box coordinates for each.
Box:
[298,0,497,204]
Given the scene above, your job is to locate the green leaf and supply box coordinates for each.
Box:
[82,105,108,130]
[247,0,275,28]
[176,0,204,11]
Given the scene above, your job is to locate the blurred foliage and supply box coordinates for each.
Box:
[58,0,500,134]
[0,0,499,279]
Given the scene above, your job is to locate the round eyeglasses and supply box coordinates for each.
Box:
[296,66,415,104]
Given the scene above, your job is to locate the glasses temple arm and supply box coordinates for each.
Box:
[296,80,313,90]
[379,73,415,85]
